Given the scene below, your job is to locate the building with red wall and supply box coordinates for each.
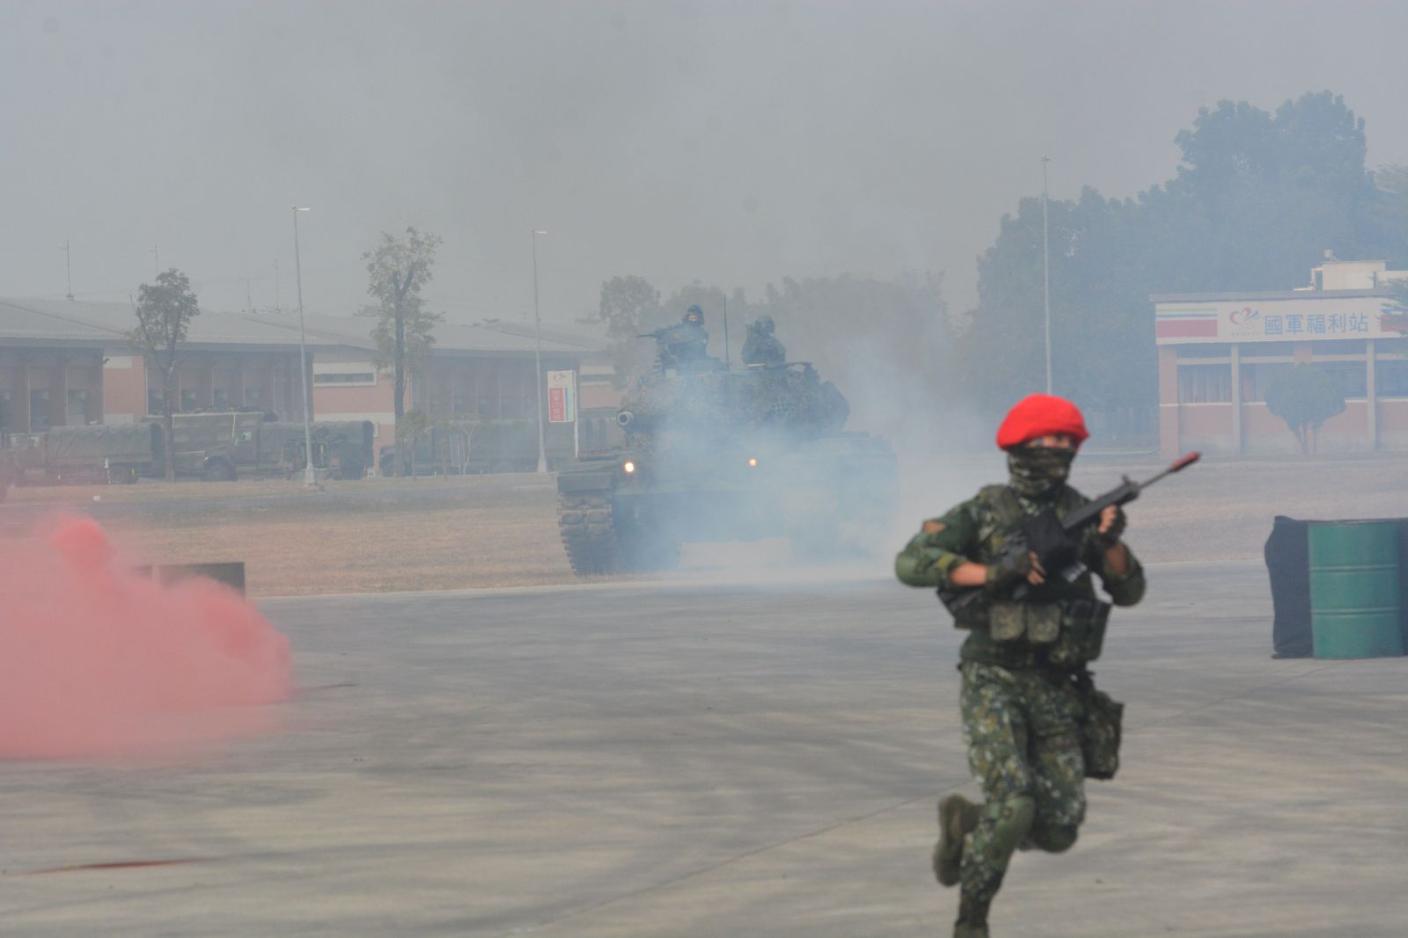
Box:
[1154,259,1408,457]
[1,298,610,471]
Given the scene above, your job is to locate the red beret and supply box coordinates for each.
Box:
[995,394,1089,449]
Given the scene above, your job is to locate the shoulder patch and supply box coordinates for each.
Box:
[922,519,945,535]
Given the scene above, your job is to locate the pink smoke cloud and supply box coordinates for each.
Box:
[0,516,292,758]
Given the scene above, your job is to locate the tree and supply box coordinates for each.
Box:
[960,90,1408,444]
[726,272,950,442]
[361,228,443,476]
[594,275,661,386]
[1265,364,1346,454]
[128,269,200,481]
[1371,165,1408,271]
[597,275,660,339]
[1385,279,1408,359]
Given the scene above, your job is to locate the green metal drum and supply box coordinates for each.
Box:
[1308,521,1404,659]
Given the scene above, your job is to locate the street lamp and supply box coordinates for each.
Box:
[531,228,548,474]
[1041,156,1053,395]
[292,206,316,487]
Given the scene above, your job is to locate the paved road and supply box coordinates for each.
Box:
[2,564,1406,937]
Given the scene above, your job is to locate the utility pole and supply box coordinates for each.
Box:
[62,239,74,300]
[722,292,731,368]
[1041,155,1053,396]
[274,258,281,312]
[531,229,548,474]
[292,207,316,487]
[152,244,161,277]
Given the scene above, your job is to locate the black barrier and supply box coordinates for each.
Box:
[1264,517,1408,659]
[1265,517,1313,658]
[133,562,246,595]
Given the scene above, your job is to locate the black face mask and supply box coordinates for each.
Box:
[1007,445,1076,499]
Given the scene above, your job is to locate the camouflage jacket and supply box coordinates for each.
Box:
[895,483,1145,669]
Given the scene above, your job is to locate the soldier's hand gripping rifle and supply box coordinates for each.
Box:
[945,452,1201,613]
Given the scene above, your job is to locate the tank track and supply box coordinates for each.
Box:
[558,493,619,575]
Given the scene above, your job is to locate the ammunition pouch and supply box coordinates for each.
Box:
[1047,598,1111,668]
[1074,671,1123,780]
[989,601,1061,644]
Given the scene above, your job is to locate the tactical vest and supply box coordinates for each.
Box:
[962,484,1110,669]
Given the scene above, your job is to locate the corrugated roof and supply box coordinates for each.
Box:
[1150,289,1390,303]
[0,298,604,356]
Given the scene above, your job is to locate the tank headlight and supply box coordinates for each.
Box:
[623,460,636,474]
[746,456,759,468]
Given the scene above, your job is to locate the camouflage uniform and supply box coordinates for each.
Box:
[742,316,787,366]
[657,321,710,371]
[896,479,1145,935]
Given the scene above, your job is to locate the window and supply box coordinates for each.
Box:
[1239,342,1297,360]
[1176,344,1231,360]
[1178,364,1231,403]
[1242,363,1292,403]
[0,390,11,432]
[30,389,50,431]
[1379,358,1408,398]
[148,387,163,415]
[213,388,230,411]
[313,372,376,385]
[180,389,198,413]
[244,386,264,408]
[1317,362,1367,399]
[1243,362,1365,402]
[1310,340,1366,357]
[66,389,89,424]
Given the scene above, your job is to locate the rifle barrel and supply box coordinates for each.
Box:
[1135,451,1201,491]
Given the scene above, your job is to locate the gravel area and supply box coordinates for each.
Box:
[2,454,1404,595]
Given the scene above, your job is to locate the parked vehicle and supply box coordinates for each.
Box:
[42,423,161,483]
[3,414,374,485]
[376,417,579,477]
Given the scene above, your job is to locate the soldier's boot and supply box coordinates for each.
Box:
[933,794,981,887]
[953,895,990,938]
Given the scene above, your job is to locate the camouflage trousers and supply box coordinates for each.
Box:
[958,661,1086,918]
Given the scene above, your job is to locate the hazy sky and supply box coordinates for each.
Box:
[4,0,1407,327]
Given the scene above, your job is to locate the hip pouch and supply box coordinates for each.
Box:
[988,601,1061,643]
[1076,673,1124,781]
[1047,598,1112,668]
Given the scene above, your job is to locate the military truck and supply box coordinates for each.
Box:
[40,424,162,483]
[257,420,373,479]
[11,414,374,484]
[556,333,896,574]
[143,411,263,480]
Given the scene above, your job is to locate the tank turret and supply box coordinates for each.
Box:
[555,321,894,574]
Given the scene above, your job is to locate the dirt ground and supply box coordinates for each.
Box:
[2,453,1404,596]
[0,475,572,596]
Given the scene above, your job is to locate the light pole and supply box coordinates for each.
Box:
[62,239,73,300]
[531,229,548,474]
[292,206,316,487]
[1041,156,1053,395]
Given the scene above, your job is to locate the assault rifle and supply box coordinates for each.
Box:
[945,451,1201,612]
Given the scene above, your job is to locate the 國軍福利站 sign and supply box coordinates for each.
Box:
[1156,295,1404,344]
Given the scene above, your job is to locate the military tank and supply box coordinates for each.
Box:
[556,330,896,574]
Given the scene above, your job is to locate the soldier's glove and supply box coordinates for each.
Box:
[985,546,1032,595]
[1093,506,1128,549]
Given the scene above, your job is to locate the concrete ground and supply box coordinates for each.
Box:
[2,562,1406,937]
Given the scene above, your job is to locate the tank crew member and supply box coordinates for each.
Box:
[894,394,1145,938]
[651,304,710,371]
[741,315,787,366]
